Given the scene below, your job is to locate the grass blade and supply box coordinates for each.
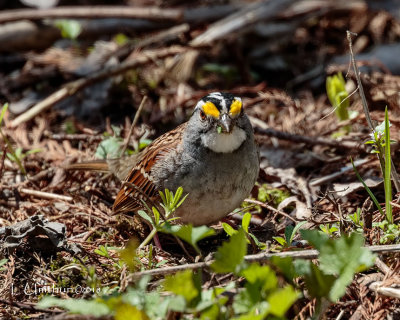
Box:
[351,158,384,216]
[384,107,393,223]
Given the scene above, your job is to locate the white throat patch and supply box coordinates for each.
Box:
[201,127,246,153]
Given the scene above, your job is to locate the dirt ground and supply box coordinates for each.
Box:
[0,1,400,319]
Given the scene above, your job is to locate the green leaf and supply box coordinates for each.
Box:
[54,19,82,39]
[351,158,384,216]
[222,222,238,236]
[268,285,299,317]
[288,221,307,244]
[300,229,329,250]
[241,264,278,292]
[272,236,287,246]
[151,207,160,225]
[119,239,139,271]
[211,228,247,274]
[284,225,295,244]
[95,136,123,159]
[232,287,260,315]
[294,260,336,299]
[94,245,111,258]
[0,258,7,271]
[384,106,393,224]
[115,304,149,320]
[0,103,8,126]
[137,210,155,227]
[164,270,200,304]
[318,233,376,301]
[161,224,215,254]
[297,231,376,302]
[248,233,266,249]
[138,138,153,151]
[38,296,110,316]
[271,256,297,282]
[326,72,349,121]
[242,212,251,233]
[0,258,7,267]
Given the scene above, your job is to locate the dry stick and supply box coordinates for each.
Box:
[19,188,73,202]
[369,282,400,299]
[130,244,400,279]
[0,6,183,24]
[0,298,62,314]
[10,46,186,128]
[374,257,391,275]
[244,198,298,223]
[45,133,103,142]
[190,0,296,47]
[346,31,400,193]
[120,95,147,155]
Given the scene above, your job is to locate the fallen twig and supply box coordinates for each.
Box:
[10,46,186,128]
[129,244,400,279]
[369,282,400,299]
[0,6,183,24]
[190,0,295,46]
[120,95,147,155]
[0,298,62,314]
[244,198,298,223]
[19,188,73,202]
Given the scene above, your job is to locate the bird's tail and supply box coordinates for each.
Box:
[63,160,109,173]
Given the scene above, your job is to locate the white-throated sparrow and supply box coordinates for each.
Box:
[67,92,259,226]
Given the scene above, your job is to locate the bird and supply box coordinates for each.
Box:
[66,92,259,226]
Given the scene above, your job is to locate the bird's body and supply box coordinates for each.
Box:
[67,92,259,226]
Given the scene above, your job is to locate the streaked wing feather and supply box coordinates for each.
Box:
[112,123,185,214]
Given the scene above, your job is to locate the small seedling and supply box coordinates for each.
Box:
[222,212,266,249]
[347,208,364,232]
[273,221,307,248]
[54,19,82,40]
[326,72,353,132]
[319,223,339,236]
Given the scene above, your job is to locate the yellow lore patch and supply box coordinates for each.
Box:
[202,101,220,118]
[229,99,242,116]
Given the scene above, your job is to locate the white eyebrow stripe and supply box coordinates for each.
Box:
[195,99,205,110]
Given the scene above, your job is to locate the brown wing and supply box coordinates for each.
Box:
[112,123,186,214]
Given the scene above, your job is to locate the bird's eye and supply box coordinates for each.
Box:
[199,110,206,121]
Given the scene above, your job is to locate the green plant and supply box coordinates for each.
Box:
[0,258,7,272]
[136,187,189,249]
[5,147,41,163]
[347,207,364,232]
[383,107,393,224]
[54,20,82,40]
[364,107,394,223]
[222,212,266,249]
[95,136,124,159]
[351,158,384,216]
[273,230,375,318]
[38,229,300,319]
[273,221,307,248]
[359,107,399,243]
[257,184,291,207]
[0,103,42,175]
[326,72,350,123]
[319,223,339,236]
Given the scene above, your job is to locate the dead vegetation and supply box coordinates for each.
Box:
[1,0,400,319]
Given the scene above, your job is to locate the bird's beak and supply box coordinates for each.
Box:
[219,114,232,133]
